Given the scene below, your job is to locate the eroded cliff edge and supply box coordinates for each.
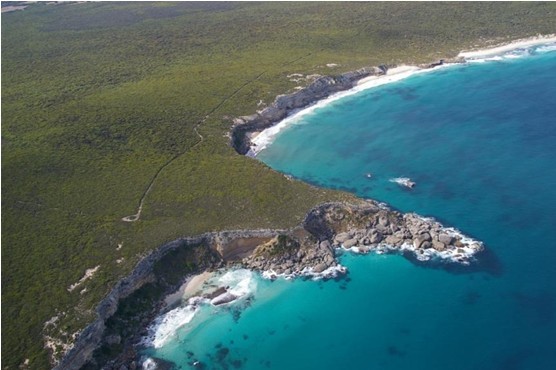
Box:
[57,200,483,370]
[59,57,472,370]
[230,58,464,155]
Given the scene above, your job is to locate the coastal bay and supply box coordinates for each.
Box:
[66,38,556,369]
[3,3,556,369]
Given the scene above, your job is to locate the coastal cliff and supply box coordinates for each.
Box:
[230,57,465,155]
[59,57,478,370]
[58,200,483,370]
[230,66,385,155]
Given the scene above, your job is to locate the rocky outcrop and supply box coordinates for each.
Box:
[241,233,337,276]
[243,201,484,279]
[58,202,484,369]
[307,202,483,265]
[418,56,466,69]
[230,58,469,156]
[231,67,386,154]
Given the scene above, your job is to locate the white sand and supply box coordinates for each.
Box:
[1,6,28,13]
[459,34,556,58]
[183,271,213,297]
[356,65,421,86]
[163,271,214,306]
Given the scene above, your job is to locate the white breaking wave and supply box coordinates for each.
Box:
[536,44,556,53]
[389,177,415,188]
[142,357,157,370]
[144,269,259,349]
[261,264,347,281]
[465,42,556,63]
[248,65,457,156]
[148,302,199,348]
[216,268,258,298]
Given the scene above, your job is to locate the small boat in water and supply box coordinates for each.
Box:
[365,173,373,179]
[389,177,416,189]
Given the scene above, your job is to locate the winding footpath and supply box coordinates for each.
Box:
[121,52,314,223]
[121,71,267,222]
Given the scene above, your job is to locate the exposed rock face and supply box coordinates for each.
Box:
[231,67,385,155]
[304,202,483,265]
[244,201,484,278]
[57,201,484,370]
[230,57,468,156]
[241,233,337,275]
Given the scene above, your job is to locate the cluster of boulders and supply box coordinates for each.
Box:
[330,210,483,263]
[242,234,337,275]
[241,202,484,277]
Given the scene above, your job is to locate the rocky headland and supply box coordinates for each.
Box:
[230,57,465,155]
[57,200,483,370]
[57,57,485,370]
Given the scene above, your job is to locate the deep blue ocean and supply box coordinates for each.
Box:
[142,44,556,370]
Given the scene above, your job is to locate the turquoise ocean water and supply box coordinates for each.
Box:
[142,44,556,369]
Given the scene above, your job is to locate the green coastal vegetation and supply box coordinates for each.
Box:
[2,1,555,368]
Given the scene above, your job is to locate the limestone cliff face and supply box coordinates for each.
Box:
[54,231,288,370]
[230,57,467,156]
[231,67,385,155]
[57,200,484,369]
[54,238,187,370]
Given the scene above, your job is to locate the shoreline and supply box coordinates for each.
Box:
[234,35,556,157]
[141,202,485,363]
[458,34,556,58]
[56,35,556,370]
[56,201,486,370]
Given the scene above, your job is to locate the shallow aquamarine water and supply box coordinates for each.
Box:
[143,44,556,369]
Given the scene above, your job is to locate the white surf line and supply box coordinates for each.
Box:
[249,64,450,156]
[458,34,556,59]
[250,35,556,157]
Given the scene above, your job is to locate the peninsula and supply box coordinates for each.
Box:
[3,2,555,369]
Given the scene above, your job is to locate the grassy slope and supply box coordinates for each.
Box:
[2,2,555,368]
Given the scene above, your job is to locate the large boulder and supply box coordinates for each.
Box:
[438,233,454,245]
[343,238,359,248]
[385,235,402,246]
[313,263,328,273]
[334,232,352,243]
[370,231,383,244]
[413,234,431,249]
[432,241,446,251]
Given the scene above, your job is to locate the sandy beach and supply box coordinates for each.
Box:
[248,34,556,157]
[356,65,422,87]
[183,271,214,297]
[164,271,214,306]
[459,34,556,58]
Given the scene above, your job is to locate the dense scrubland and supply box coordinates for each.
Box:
[2,2,555,368]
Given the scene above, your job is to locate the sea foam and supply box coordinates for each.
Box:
[144,269,259,349]
[248,65,456,156]
[148,302,199,349]
[250,41,556,157]
[217,269,258,298]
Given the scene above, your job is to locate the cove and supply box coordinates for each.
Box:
[142,43,556,370]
